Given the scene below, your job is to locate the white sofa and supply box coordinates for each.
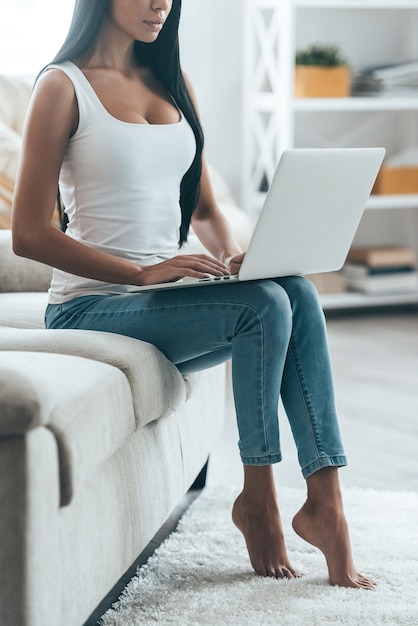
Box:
[0,228,228,626]
[0,187,251,626]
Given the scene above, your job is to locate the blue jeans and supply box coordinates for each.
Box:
[45,276,347,478]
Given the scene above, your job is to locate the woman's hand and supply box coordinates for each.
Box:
[228,252,246,276]
[139,254,230,286]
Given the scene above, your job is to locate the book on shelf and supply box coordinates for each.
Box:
[372,60,418,84]
[343,246,418,295]
[351,60,418,96]
[344,273,418,295]
[346,246,417,268]
[343,263,417,280]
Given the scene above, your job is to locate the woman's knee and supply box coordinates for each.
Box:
[276,275,322,311]
[238,279,293,331]
[274,276,328,340]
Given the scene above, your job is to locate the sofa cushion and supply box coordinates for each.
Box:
[0,351,136,506]
[0,75,32,134]
[0,327,189,427]
[0,230,52,293]
[0,121,21,182]
[0,292,48,328]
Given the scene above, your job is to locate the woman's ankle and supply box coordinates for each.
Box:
[305,466,344,511]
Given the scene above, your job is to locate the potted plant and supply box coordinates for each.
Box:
[294,43,350,98]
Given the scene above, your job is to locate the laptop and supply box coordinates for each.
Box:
[129,147,385,292]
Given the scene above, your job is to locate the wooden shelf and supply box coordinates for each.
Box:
[321,290,418,311]
[253,0,418,7]
[252,191,418,214]
[294,0,418,9]
[293,96,418,112]
[253,94,418,112]
[367,195,418,210]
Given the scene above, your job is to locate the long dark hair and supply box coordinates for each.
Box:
[47,0,204,245]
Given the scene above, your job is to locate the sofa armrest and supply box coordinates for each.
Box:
[0,352,90,436]
[0,230,52,293]
[0,351,138,507]
[0,328,189,427]
[0,427,61,626]
[0,362,48,435]
[0,350,137,437]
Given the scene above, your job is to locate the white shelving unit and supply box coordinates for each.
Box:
[242,0,418,310]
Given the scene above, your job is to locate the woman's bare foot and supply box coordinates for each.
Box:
[232,465,301,579]
[292,468,375,589]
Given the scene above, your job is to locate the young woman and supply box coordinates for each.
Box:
[12,0,374,589]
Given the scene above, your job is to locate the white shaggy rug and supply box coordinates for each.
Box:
[101,486,418,626]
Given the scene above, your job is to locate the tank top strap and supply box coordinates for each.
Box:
[46,61,102,134]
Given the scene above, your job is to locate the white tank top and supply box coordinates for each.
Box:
[47,61,196,304]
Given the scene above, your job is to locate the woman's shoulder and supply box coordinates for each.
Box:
[34,64,76,103]
[27,65,78,136]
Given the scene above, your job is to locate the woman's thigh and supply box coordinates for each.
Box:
[45,279,293,371]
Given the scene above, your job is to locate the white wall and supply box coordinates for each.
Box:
[0,0,74,76]
[180,0,244,202]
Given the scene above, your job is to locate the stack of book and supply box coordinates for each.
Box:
[343,246,418,295]
[351,60,418,96]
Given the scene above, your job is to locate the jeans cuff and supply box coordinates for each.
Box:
[302,455,348,479]
[240,452,282,466]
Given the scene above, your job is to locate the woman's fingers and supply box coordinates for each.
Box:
[174,254,229,275]
[140,254,230,285]
[228,252,246,275]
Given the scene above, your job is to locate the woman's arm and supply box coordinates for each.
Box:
[12,69,146,284]
[12,70,227,285]
[184,74,244,274]
[191,154,244,274]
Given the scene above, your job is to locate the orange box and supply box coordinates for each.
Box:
[373,166,418,195]
[294,65,350,98]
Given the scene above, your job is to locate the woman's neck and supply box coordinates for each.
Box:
[76,16,137,74]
